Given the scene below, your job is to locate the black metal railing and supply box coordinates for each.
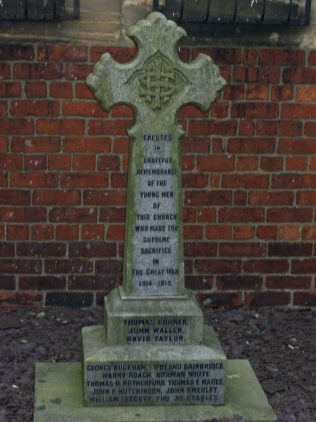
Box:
[0,0,80,21]
[153,0,312,26]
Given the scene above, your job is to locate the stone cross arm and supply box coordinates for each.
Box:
[87,13,226,121]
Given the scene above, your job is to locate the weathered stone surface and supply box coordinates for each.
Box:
[34,360,277,421]
[87,12,225,298]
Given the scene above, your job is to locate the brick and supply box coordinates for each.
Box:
[245,292,290,307]
[84,190,127,206]
[50,82,73,98]
[0,242,14,257]
[56,225,79,240]
[6,225,29,240]
[195,259,241,274]
[184,242,217,257]
[0,63,11,79]
[238,120,255,136]
[283,67,316,84]
[98,155,120,171]
[11,172,57,188]
[33,190,81,205]
[222,174,269,189]
[233,225,254,240]
[228,138,275,154]
[295,86,316,102]
[185,276,213,290]
[46,292,93,307]
[107,225,125,240]
[25,81,47,97]
[246,84,269,101]
[95,260,123,274]
[0,119,34,135]
[60,173,108,188]
[267,208,313,223]
[0,82,21,97]
[282,104,316,119]
[233,191,247,206]
[0,190,30,205]
[48,155,71,170]
[0,102,7,117]
[279,138,316,155]
[37,119,85,135]
[178,104,207,118]
[243,259,289,273]
[302,226,316,240]
[90,46,136,64]
[249,191,293,206]
[69,275,119,291]
[110,173,128,188]
[0,154,23,170]
[185,191,232,206]
[292,259,316,274]
[297,192,316,206]
[24,155,47,171]
[196,156,234,171]
[233,67,280,83]
[69,241,116,257]
[31,224,53,240]
[219,207,264,223]
[268,242,312,257]
[82,224,104,240]
[11,100,60,117]
[17,242,65,257]
[0,276,15,290]
[12,136,61,153]
[14,63,62,80]
[49,207,97,223]
[19,276,66,290]
[205,225,232,240]
[188,120,237,136]
[38,44,88,62]
[220,242,266,257]
[256,120,302,136]
[243,48,257,65]
[266,276,311,289]
[210,102,228,118]
[217,276,262,290]
[286,157,307,171]
[223,85,244,101]
[75,82,94,99]
[99,207,126,222]
[236,156,258,171]
[45,259,93,274]
[196,208,216,223]
[65,64,92,80]
[183,208,196,223]
[309,51,316,65]
[272,174,316,189]
[293,292,316,307]
[112,137,129,154]
[0,207,46,222]
[259,49,304,65]
[271,85,294,101]
[0,292,42,306]
[0,44,34,60]
[304,122,316,137]
[278,225,300,241]
[63,101,107,117]
[198,292,242,308]
[63,137,111,153]
[0,259,42,274]
[73,155,95,171]
[183,225,203,240]
[88,119,131,136]
[232,103,278,119]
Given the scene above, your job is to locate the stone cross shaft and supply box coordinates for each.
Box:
[87,12,225,298]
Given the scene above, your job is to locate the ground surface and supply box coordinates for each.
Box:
[0,306,314,422]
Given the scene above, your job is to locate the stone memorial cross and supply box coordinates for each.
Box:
[87,12,225,299]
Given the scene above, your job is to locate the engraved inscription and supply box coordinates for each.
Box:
[85,361,225,406]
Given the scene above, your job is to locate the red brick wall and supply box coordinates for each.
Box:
[0,43,315,308]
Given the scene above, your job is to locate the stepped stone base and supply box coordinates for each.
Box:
[82,324,226,406]
[34,360,277,422]
[104,287,204,345]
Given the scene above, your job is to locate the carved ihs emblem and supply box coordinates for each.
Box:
[127,51,190,110]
